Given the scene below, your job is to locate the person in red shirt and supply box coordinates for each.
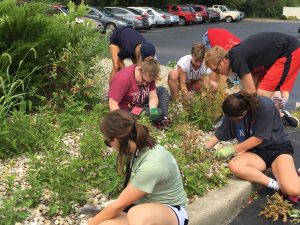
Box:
[108,57,170,126]
[202,28,241,50]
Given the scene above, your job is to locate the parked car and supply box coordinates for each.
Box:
[161,5,196,26]
[86,7,133,33]
[186,5,202,23]
[187,4,209,23]
[207,9,221,23]
[127,7,156,27]
[143,7,171,27]
[105,7,150,30]
[48,5,103,31]
[211,5,241,23]
[165,12,179,26]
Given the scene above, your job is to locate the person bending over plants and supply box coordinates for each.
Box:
[108,57,170,127]
[205,91,300,203]
[205,32,300,127]
[109,27,156,80]
[87,109,188,225]
[168,42,212,100]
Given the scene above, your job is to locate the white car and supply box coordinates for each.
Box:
[211,5,241,23]
[142,7,171,27]
[128,7,156,27]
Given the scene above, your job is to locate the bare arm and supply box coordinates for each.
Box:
[148,89,158,108]
[234,136,263,154]
[178,66,189,96]
[88,184,145,225]
[208,71,219,92]
[205,135,220,149]
[109,98,120,111]
[241,73,257,94]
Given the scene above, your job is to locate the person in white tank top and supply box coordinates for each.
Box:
[168,42,212,100]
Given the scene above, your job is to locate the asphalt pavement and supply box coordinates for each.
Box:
[141,19,300,224]
[142,18,300,110]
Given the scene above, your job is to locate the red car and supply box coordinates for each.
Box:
[187,4,210,23]
[161,5,195,25]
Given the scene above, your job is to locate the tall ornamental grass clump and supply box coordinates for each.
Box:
[0,0,108,109]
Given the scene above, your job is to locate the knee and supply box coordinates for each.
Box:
[281,183,300,196]
[127,207,147,225]
[228,159,242,175]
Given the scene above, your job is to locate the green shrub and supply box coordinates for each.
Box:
[0,0,108,109]
[0,109,60,159]
[186,89,225,131]
[287,16,298,20]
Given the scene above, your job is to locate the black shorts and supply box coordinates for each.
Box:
[250,140,294,168]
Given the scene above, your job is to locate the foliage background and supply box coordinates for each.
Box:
[60,0,300,18]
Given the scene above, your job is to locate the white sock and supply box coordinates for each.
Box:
[267,178,279,191]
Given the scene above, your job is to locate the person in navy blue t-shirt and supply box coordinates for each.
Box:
[109,27,156,80]
[205,91,300,203]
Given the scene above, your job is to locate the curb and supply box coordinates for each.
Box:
[187,177,256,225]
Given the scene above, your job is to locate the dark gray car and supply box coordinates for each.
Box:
[87,7,134,33]
[105,7,150,30]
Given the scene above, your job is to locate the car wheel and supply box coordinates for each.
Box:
[179,17,186,26]
[225,16,233,23]
[105,23,116,34]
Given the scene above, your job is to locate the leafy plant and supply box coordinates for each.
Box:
[186,88,226,131]
[166,60,177,68]
[289,209,300,224]
[259,193,293,223]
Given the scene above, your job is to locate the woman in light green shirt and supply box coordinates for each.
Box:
[87,109,188,225]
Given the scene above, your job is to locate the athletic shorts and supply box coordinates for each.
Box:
[250,140,294,168]
[167,205,189,225]
[258,47,300,92]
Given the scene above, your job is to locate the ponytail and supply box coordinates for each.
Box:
[222,91,260,119]
[100,110,156,175]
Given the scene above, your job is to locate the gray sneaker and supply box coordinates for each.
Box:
[282,110,299,127]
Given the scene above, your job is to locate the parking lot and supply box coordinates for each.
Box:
[140,18,300,109]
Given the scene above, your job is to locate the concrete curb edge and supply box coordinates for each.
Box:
[187,177,256,225]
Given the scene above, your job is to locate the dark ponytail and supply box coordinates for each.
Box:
[100,109,156,175]
[222,91,260,119]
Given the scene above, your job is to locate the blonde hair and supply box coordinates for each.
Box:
[205,46,229,67]
[138,56,160,80]
[191,42,206,61]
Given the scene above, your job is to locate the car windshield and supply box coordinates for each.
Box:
[181,6,191,12]
[99,8,114,17]
[127,8,142,15]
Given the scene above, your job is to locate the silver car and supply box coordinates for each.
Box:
[143,7,171,27]
[105,7,150,30]
[165,12,179,26]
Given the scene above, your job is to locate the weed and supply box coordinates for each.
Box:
[259,193,293,223]
[166,60,177,68]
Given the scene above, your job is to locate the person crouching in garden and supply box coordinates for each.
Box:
[108,56,170,127]
[168,42,212,100]
[87,109,188,225]
[109,27,156,80]
[204,32,300,127]
[205,91,300,203]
